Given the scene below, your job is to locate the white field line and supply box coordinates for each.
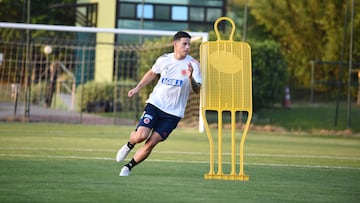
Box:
[149,159,360,170]
[246,153,360,161]
[1,146,360,170]
[1,147,360,161]
[0,153,360,170]
[0,153,113,161]
[0,147,114,152]
[157,151,360,161]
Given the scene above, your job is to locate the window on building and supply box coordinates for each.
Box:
[137,4,153,19]
[189,7,205,22]
[155,5,170,20]
[206,8,222,22]
[116,1,225,32]
[119,3,136,18]
[172,6,188,21]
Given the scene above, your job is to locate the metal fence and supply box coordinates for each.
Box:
[0,38,200,126]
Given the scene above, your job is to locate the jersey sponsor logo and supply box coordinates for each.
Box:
[161,78,183,87]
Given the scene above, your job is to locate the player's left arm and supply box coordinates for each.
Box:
[188,62,201,94]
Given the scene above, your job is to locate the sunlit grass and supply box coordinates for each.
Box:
[0,123,359,202]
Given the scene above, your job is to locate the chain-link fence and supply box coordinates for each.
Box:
[0,37,201,126]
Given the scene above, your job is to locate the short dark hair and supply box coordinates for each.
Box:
[173,31,191,41]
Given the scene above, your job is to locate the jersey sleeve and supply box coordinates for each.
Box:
[151,54,167,74]
[191,58,202,84]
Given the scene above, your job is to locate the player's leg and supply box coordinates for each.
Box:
[119,109,181,176]
[133,131,163,163]
[116,126,152,162]
[119,131,162,176]
[128,109,181,166]
[116,103,158,162]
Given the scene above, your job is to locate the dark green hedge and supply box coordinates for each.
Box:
[76,80,137,113]
[251,40,288,110]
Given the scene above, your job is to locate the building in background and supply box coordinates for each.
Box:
[116,0,225,42]
[76,0,226,82]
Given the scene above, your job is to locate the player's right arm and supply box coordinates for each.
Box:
[128,69,158,97]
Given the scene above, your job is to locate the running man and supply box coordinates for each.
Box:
[116,31,202,176]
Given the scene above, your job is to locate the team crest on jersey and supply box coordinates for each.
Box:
[181,69,187,76]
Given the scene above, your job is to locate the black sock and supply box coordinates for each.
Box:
[125,158,138,170]
[127,142,134,149]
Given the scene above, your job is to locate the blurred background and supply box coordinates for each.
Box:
[0,0,359,132]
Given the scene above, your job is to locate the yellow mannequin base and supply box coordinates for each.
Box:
[204,173,249,181]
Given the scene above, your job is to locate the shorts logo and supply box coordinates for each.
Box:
[142,113,153,124]
[144,117,150,124]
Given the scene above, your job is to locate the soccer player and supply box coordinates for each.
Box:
[116,31,202,176]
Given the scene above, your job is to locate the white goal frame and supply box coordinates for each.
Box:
[0,22,207,132]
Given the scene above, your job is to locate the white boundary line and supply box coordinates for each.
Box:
[246,153,360,161]
[0,147,114,152]
[0,153,359,170]
[1,147,359,161]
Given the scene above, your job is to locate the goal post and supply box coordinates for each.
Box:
[0,22,207,131]
[0,22,208,41]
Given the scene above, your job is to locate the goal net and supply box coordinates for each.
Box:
[0,22,207,127]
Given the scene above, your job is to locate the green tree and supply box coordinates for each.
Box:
[0,0,76,25]
[227,0,272,41]
[0,0,77,41]
[249,0,360,91]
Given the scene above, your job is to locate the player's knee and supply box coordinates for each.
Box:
[130,129,150,143]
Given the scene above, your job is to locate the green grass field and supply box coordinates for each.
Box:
[255,102,360,134]
[0,123,359,202]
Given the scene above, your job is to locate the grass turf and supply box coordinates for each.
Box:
[0,123,359,202]
[254,102,360,133]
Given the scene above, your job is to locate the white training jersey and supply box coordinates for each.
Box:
[146,53,202,118]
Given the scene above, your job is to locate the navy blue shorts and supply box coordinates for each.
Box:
[136,103,181,140]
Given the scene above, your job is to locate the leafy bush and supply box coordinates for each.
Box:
[76,80,137,113]
[251,40,288,110]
